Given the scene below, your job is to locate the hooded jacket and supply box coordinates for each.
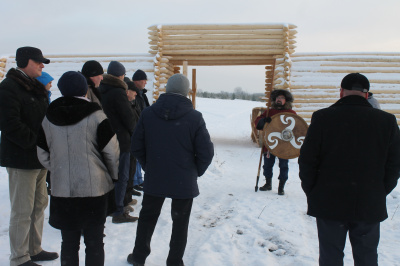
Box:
[132,93,214,199]
[37,97,119,198]
[99,74,135,152]
[0,68,49,169]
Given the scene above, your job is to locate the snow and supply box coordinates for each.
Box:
[1,97,400,265]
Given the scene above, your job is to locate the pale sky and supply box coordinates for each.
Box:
[1,0,399,92]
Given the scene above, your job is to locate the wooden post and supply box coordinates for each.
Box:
[183,61,188,77]
[192,69,197,109]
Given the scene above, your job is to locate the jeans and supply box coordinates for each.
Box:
[61,224,105,266]
[7,168,48,266]
[133,161,143,186]
[132,194,193,266]
[316,218,380,266]
[114,152,130,215]
[263,152,288,180]
[124,155,137,206]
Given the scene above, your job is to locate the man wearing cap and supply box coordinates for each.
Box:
[0,47,58,265]
[131,69,149,192]
[127,74,214,266]
[81,60,104,106]
[299,73,400,266]
[99,61,137,223]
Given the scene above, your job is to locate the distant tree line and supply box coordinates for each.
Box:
[196,87,264,102]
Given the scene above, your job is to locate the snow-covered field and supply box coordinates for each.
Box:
[1,97,400,266]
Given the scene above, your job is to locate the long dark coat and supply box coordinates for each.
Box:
[299,95,400,222]
[132,93,214,199]
[99,74,135,153]
[0,68,48,169]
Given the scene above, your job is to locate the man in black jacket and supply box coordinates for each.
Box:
[299,73,400,266]
[127,74,214,266]
[0,47,58,266]
[99,61,137,223]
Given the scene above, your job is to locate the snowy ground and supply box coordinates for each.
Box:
[1,97,400,266]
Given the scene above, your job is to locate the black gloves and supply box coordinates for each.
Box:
[256,117,272,130]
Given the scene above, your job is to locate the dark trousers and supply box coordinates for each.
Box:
[316,218,380,266]
[132,194,193,266]
[124,155,137,206]
[61,224,105,266]
[263,153,289,180]
[114,151,130,215]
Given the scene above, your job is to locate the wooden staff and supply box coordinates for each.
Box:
[255,60,276,192]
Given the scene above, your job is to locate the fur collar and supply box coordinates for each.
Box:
[6,68,47,96]
[46,97,101,126]
[101,74,128,90]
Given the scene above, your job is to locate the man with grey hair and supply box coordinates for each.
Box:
[0,47,58,266]
[127,74,214,266]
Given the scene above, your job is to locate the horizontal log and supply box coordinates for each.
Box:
[151,44,296,51]
[317,68,400,74]
[167,55,278,61]
[150,34,294,41]
[169,59,276,66]
[320,62,400,68]
[149,24,297,31]
[160,29,297,36]
[0,62,5,68]
[150,39,296,46]
[0,58,7,62]
[158,49,288,55]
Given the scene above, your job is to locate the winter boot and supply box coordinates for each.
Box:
[259,178,272,191]
[127,254,144,266]
[278,180,286,195]
[112,213,139,224]
[132,188,142,196]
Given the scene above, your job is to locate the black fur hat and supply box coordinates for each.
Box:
[271,89,294,103]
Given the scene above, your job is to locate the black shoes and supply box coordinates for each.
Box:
[133,185,143,191]
[30,250,59,262]
[112,213,139,223]
[127,253,144,266]
[278,180,287,195]
[259,178,272,191]
[132,188,142,196]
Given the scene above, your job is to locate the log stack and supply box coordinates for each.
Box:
[289,53,400,125]
[148,23,297,99]
[0,57,7,80]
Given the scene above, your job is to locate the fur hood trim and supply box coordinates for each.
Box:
[101,74,128,90]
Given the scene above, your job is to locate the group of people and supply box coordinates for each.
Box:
[0,46,214,266]
[1,45,399,266]
[255,73,400,266]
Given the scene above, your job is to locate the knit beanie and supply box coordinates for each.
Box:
[81,60,104,77]
[107,61,126,77]
[127,81,140,94]
[166,74,190,97]
[132,69,147,81]
[58,71,88,97]
[341,73,370,92]
[36,72,54,86]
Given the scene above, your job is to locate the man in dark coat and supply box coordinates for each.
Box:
[127,74,214,266]
[0,47,58,266]
[99,61,137,223]
[131,69,149,192]
[81,60,104,107]
[254,89,296,195]
[298,73,400,266]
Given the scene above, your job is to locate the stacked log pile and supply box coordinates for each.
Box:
[0,54,156,103]
[0,57,7,80]
[289,53,400,125]
[148,24,297,100]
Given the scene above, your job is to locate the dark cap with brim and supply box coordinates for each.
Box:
[341,73,370,93]
[16,47,50,65]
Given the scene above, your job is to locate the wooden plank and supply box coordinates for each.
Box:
[158,39,287,45]
[157,44,294,50]
[157,34,285,41]
[159,49,287,55]
[152,24,297,30]
[169,59,276,66]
